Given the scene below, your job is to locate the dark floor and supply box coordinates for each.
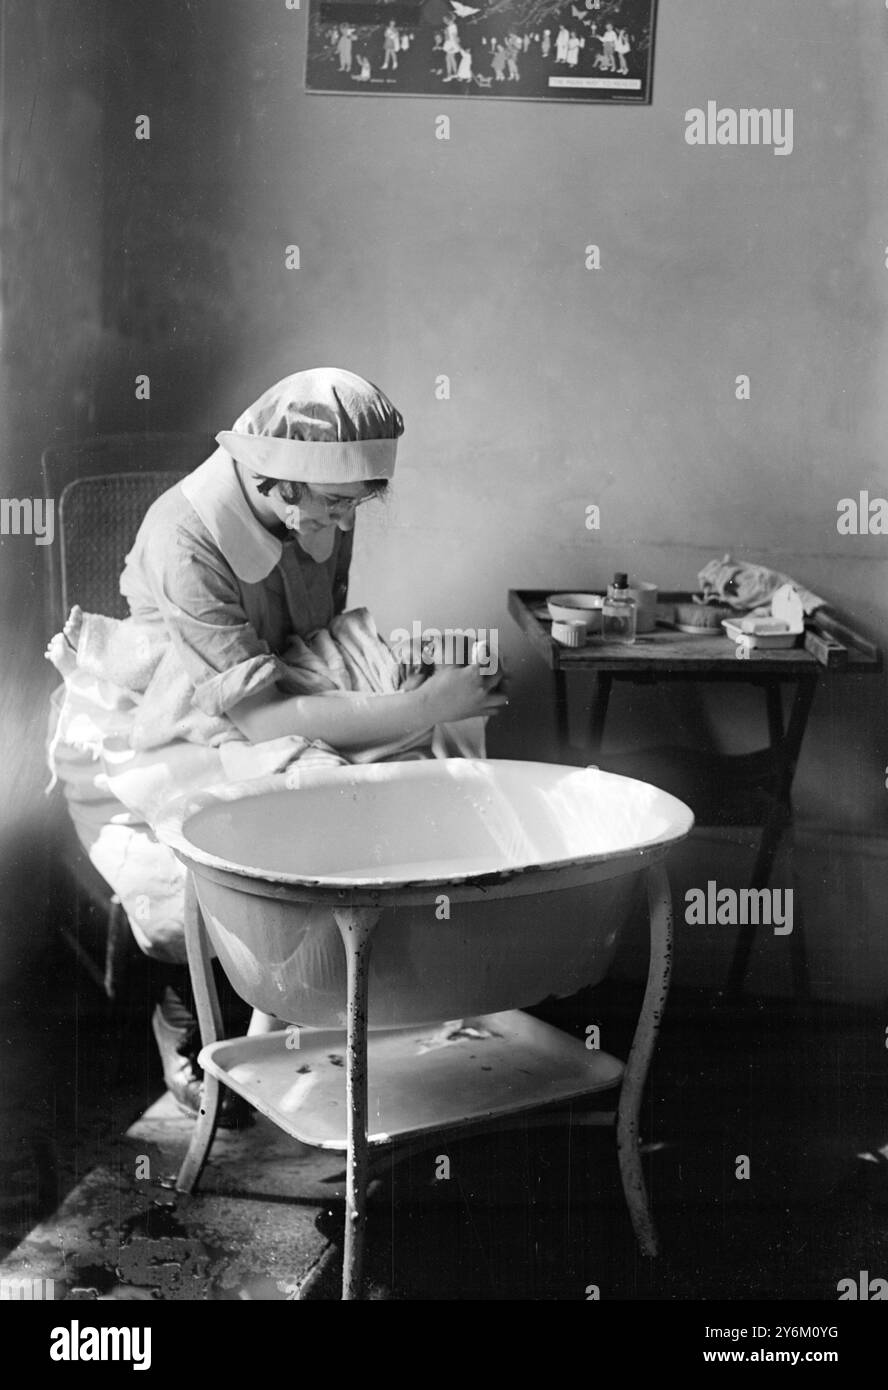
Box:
[1,925,887,1301]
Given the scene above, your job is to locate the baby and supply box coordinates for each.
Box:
[46,604,436,701]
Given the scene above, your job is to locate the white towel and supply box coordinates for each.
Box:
[46,605,486,811]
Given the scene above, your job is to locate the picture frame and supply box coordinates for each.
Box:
[305,0,658,104]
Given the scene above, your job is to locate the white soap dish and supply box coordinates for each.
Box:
[722,584,805,650]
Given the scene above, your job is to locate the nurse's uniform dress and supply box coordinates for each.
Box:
[49,449,358,964]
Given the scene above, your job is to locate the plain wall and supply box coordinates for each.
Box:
[2,0,886,997]
[0,1,108,978]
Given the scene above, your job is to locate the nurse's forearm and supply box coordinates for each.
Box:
[227,686,435,750]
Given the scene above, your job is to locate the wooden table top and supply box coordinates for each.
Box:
[507,590,882,677]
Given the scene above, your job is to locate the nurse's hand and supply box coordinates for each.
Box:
[419,663,509,724]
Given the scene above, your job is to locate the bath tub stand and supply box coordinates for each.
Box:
[175,862,674,1300]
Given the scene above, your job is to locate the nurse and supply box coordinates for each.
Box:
[48,367,507,1116]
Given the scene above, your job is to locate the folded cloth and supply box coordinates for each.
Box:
[697,554,825,615]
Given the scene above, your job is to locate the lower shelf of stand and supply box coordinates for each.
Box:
[199,1008,624,1150]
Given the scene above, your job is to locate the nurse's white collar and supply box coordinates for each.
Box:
[180,448,285,583]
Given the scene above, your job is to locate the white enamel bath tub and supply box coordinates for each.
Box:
[156,758,694,1029]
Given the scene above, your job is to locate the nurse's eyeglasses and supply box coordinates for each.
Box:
[309,488,375,518]
[255,478,375,516]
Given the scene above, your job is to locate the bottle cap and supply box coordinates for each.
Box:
[613,572,628,589]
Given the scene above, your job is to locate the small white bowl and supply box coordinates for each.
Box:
[551,618,587,648]
[547,593,604,633]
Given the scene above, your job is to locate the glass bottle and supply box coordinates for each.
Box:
[602,572,637,645]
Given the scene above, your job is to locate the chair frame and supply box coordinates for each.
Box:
[41,431,215,633]
[41,431,215,995]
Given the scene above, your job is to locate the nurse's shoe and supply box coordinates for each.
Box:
[151,993,252,1129]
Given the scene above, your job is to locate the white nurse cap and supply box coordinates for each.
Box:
[216,367,404,483]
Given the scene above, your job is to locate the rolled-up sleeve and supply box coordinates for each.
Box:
[143,527,284,719]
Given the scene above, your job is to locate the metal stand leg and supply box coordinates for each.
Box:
[176,874,223,1195]
[616,862,673,1257]
[333,905,380,1301]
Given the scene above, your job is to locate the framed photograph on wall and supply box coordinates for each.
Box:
[305,0,658,104]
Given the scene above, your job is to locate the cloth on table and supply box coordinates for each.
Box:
[697,553,825,615]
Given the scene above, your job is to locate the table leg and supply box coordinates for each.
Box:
[554,667,569,750]
[176,875,223,1195]
[765,681,784,747]
[333,905,381,1301]
[723,675,817,1000]
[616,861,673,1258]
[588,673,613,762]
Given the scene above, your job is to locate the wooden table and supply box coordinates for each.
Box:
[507,589,882,998]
